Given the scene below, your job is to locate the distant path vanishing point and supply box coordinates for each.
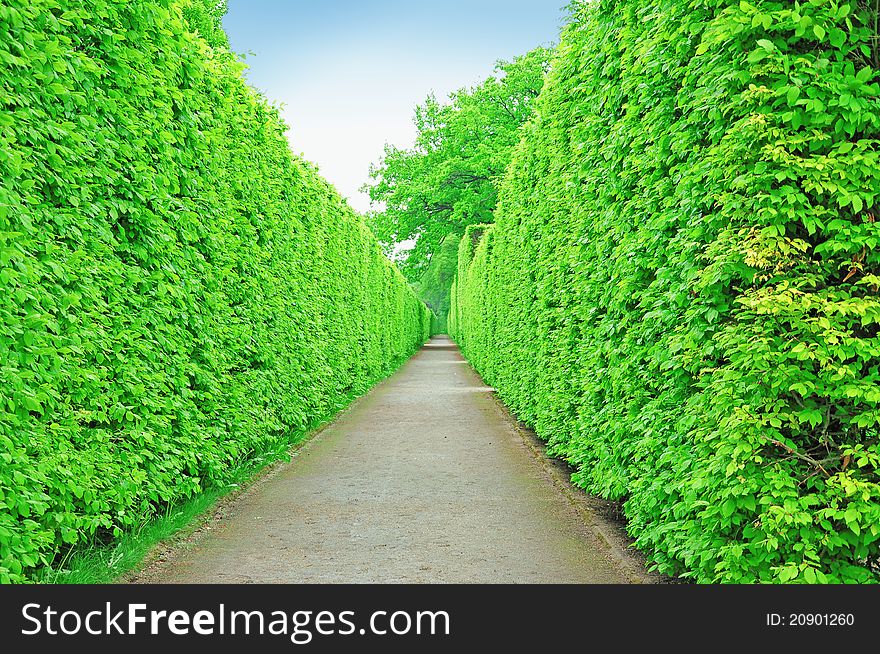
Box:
[134,336,651,583]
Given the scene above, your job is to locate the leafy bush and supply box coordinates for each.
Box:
[451,0,880,582]
[0,0,429,583]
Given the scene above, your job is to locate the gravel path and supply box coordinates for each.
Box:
[134,336,647,583]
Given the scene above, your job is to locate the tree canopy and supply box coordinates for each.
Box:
[363,47,551,321]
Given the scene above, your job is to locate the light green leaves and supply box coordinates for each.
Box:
[721,498,738,518]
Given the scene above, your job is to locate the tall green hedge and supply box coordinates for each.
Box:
[451,0,880,582]
[0,0,429,583]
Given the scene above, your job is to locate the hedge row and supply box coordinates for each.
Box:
[0,0,430,582]
[451,0,880,582]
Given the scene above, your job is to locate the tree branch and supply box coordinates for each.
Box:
[771,439,831,477]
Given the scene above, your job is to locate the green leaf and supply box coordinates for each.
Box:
[856,67,874,83]
[851,196,863,214]
[778,566,798,582]
[721,498,737,518]
[844,507,859,525]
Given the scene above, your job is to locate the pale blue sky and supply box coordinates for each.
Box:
[223,1,566,212]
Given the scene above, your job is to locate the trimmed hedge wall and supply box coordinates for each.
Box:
[451,0,880,582]
[0,0,429,582]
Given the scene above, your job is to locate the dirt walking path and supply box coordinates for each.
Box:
[134,336,652,583]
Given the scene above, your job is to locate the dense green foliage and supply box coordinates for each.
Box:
[411,235,459,331]
[365,48,550,320]
[452,0,880,582]
[0,0,429,583]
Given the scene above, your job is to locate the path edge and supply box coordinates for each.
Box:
[454,346,668,585]
[122,356,419,584]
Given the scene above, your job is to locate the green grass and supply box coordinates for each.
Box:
[32,362,415,585]
[34,447,292,584]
